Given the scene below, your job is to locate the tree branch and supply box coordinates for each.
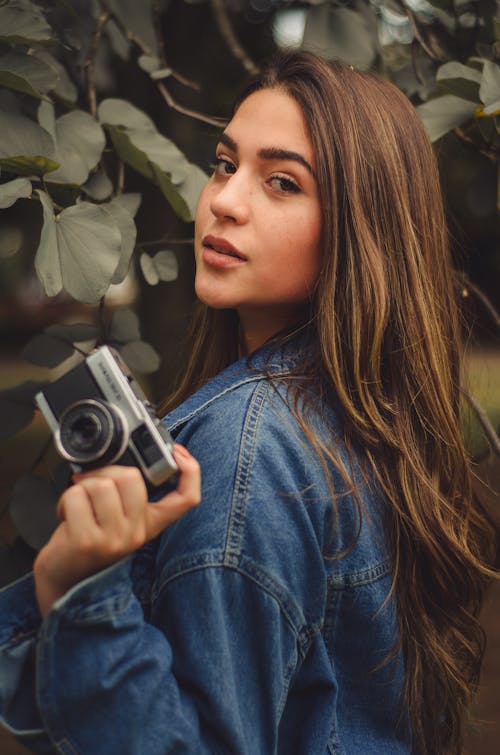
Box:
[99,0,219,125]
[461,386,500,456]
[459,273,500,332]
[85,8,110,117]
[210,0,259,76]
[395,0,449,62]
[156,81,225,127]
[454,127,500,163]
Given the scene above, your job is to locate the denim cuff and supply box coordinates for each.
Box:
[0,573,41,647]
[45,556,134,627]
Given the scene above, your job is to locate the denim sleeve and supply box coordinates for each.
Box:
[0,573,55,753]
[0,553,299,754]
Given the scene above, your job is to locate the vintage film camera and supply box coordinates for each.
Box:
[35,346,178,491]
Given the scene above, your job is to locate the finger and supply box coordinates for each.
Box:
[74,466,147,524]
[74,476,127,532]
[145,445,201,539]
[56,484,100,538]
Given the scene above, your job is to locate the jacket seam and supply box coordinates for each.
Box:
[224,380,269,561]
[167,374,269,432]
[327,558,392,588]
[153,553,319,659]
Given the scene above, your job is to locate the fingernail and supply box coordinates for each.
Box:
[173,444,190,458]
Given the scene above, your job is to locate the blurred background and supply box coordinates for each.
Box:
[0,1,498,752]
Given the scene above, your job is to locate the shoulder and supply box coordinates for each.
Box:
[157,356,333,609]
[163,355,333,500]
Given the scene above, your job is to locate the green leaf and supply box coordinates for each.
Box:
[140,253,159,285]
[436,62,482,103]
[0,178,32,208]
[480,61,500,115]
[98,98,156,131]
[106,126,191,221]
[22,332,75,368]
[37,99,56,142]
[23,324,99,367]
[119,340,161,374]
[0,50,58,99]
[0,155,59,177]
[99,99,200,219]
[416,95,477,142]
[35,191,122,303]
[0,380,47,440]
[101,196,138,284]
[126,127,188,184]
[10,474,59,551]
[45,322,99,343]
[82,169,114,201]
[138,54,161,73]
[0,109,56,175]
[44,110,106,186]
[154,250,179,282]
[176,162,208,219]
[150,162,192,222]
[141,250,178,285]
[35,50,78,103]
[0,0,54,46]
[99,100,188,182]
[0,69,44,99]
[0,225,23,257]
[138,55,173,81]
[112,192,142,217]
[109,307,141,344]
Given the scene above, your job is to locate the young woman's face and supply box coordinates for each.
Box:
[194,87,322,348]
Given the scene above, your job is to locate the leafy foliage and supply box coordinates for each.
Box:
[0,0,211,563]
[0,0,498,579]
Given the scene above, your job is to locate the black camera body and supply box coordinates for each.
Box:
[35,346,178,491]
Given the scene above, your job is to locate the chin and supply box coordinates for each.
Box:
[195,290,235,311]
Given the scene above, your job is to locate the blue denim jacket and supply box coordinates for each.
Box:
[0,340,408,754]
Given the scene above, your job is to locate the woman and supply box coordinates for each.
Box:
[0,51,496,754]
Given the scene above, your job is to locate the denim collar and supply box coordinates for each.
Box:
[165,331,310,433]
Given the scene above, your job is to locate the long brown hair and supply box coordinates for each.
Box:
[161,52,497,754]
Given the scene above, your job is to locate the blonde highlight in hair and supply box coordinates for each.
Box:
[161,52,497,753]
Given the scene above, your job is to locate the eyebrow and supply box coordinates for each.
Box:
[218,132,315,177]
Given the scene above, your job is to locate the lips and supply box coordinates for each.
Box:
[202,235,247,261]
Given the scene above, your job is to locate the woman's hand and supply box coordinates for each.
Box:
[33,444,200,618]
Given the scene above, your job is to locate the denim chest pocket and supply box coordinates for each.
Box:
[321,559,394,662]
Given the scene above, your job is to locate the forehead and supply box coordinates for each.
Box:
[227,88,315,165]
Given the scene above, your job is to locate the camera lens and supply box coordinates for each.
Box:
[57,400,126,467]
[69,413,104,452]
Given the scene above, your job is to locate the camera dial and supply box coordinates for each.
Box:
[56,399,128,468]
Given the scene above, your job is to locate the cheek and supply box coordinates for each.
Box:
[194,184,212,237]
[280,209,322,279]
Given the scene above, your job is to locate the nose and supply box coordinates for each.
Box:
[209,171,251,224]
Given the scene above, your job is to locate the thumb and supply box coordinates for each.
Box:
[145,445,201,539]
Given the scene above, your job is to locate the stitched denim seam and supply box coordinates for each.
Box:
[0,627,38,649]
[36,625,80,755]
[224,381,269,561]
[327,558,392,589]
[167,375,267,431]
[54,737,79,755]
[277,645,299,721]
[153,551,315,651]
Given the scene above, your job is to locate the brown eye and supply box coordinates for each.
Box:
[213,157,237,176]
[268,175,301,194]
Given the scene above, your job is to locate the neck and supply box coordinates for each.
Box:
[237,305,308,356]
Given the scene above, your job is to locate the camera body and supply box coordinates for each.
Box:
[35,346,178,491]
